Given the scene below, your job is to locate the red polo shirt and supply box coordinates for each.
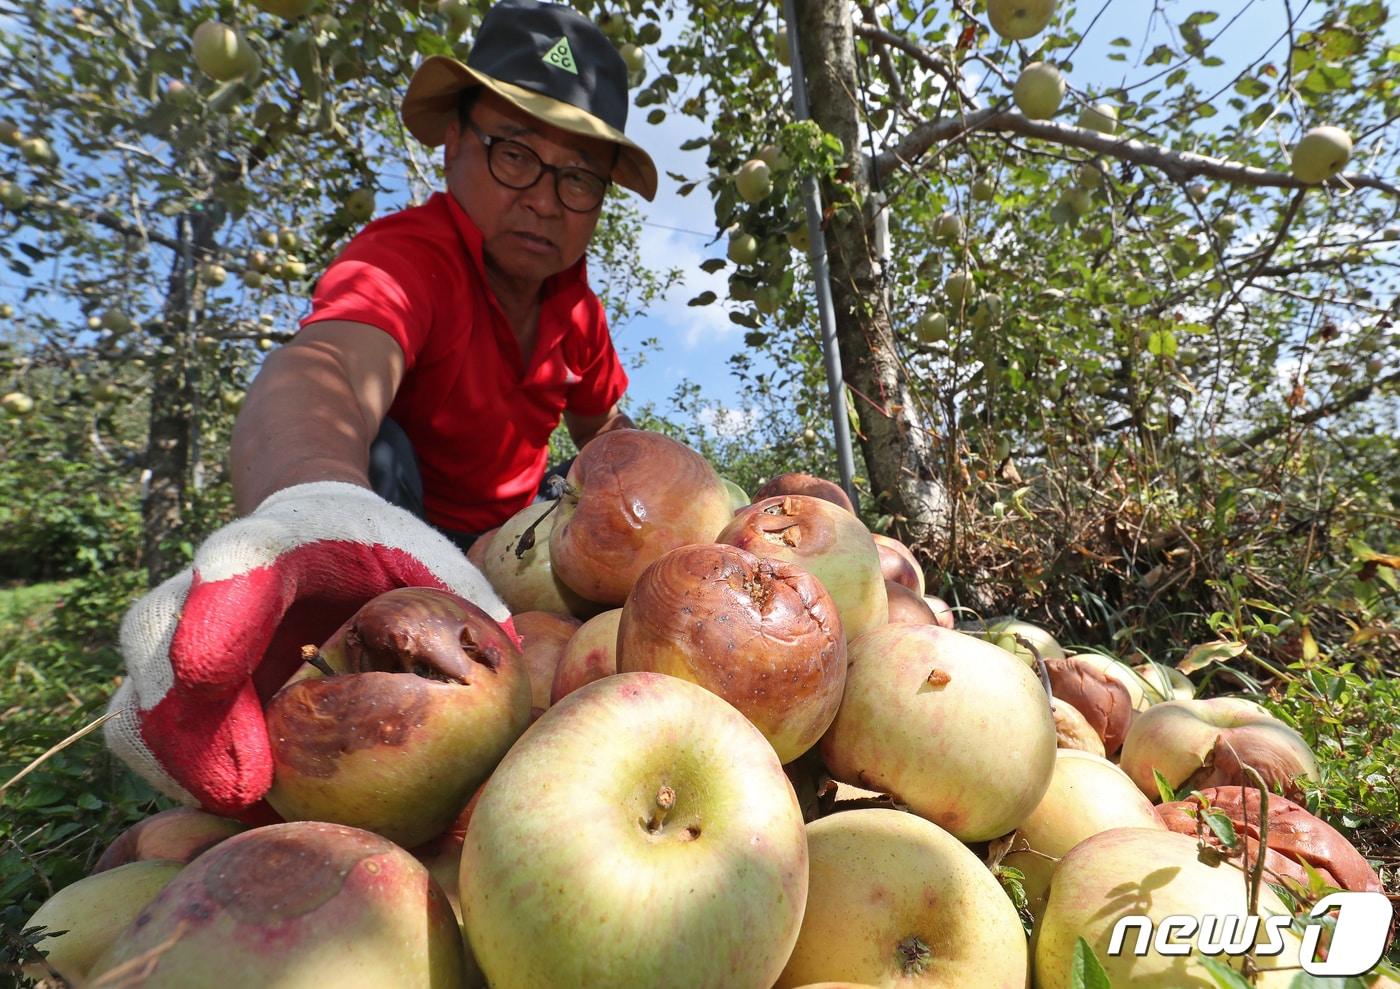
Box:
[300,192,628,533]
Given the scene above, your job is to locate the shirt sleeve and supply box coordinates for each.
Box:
[566,302,629,416]
[300,246,438,372]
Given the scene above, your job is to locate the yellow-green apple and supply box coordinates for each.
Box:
[19,136,56,165]
[961,615,1066,665]
[93,808,244,872]
[923,595,956,628]
[916,311,948,344]
[1042,654,1133,754]
[618,543,846,763]
[933,212,963,243]
[264,587,532,848]
[479,502,596,616]
[775,808,1028,988]
[511,609,580,720]
[1051,696,1106,756]
[344,186,375,222]
[719,474,750,512]
[619,42,646,74]
[719,495,888,642]
[1002,750,1163,919]
[1035,827,1304,988]
[753,472,855,513]
[1155,785,1384,894]
[466,525,497,568]
[460,672,809,988]
[972,176,996,200]
[550,607,621,703]
[736,158,773,203]
[191,21,249,81]
[24,860,183,985]
[89,822,465,988]
[728,229,760,264]
[412,792,489,988]
[1077,101,1118,135]
[1291,125,1352,184]
[1014,61,1065,119]
[2,392,36,416]
[549,429,735,604]
[987,0,1057,39]
[820,624,1056,841]
[1118,697,1318,802]
[885,580,937,624]
[1134,661,1194,701]
[944,268,976,310]
[873,533,924,594]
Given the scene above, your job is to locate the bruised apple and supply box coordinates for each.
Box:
[88,822,466,988]
[754,472,856,513]
[1118,697,1318,802]
[264,587,532,848]
[479,501,593,616]
[550,607,621,703]
[618,543,846,763]
[821,624,1056,842]
[93,807,244,872]
[549,430,734,604]
[719,495,888,642]
[460,673,808,988]
[776,809,1027,988]
[873,533,924,594]
[1050,696,1106,756]
[511,610,581,719]
[885,580,937,624]
[1042,655,1134,755]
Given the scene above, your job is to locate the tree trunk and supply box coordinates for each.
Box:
[142,210,216,585]
[795,0,951,556]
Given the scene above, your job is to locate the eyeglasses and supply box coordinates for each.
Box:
[465,123,610,213]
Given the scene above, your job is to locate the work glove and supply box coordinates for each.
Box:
[104,482,511,817]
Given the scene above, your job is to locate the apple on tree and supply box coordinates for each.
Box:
[1077,101,1118,135]
[987,0,1057,40]
[735,157,773,204]
[191,21,253,82]
[728,229,760,264]
[1290,124,1352,184]
[1012,61,1065,120]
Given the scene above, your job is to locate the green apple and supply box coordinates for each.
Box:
[987,0,1057,40]
[0,117,20,146]
[971,177,996,201]
[619,42,645,74]
[933,211,963,243]
[785,223,810,251]
[971,293,1002,330]
[1213,211,1240,238]
[636,22,661,44]
[278,227,299,250]
[0,179,26,210]
[0,303,11,318]
[2,391,35,416]
[191,21,249,82]
[1077,101,1118,135]
[1060,186,1092,217]
[944,268,976,310]
[1290,124,1352,184]
[344,186,376,222]
[1012,61,1065,120]
[478,500,594,617]
[100,309,133,334]
[776,809,1027,987]
[754,283,782,315]
[256,228,278,248]
[461,672,808,988]
[735,158,773,204]
[596,11,627,38]
[19,136,56,166]
[916,311,947,343]
[727,230,760,265]
[757,142,789,170]
[1186,180,1209,203]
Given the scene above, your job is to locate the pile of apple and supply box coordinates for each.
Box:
[24,430,1390,988]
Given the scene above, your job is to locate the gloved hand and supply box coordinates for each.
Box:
[104,482,511,817]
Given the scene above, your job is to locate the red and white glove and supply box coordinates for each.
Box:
[104,482,511,817]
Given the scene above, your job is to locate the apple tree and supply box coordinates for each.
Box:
[0,0,676,585]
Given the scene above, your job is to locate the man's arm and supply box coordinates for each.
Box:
[230,321,406,515]
[564,402,635,449]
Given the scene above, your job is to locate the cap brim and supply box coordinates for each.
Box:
[402,55,657,201]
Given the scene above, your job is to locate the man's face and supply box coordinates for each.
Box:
[443,90,613,289]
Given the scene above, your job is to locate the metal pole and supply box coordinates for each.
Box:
[782,0,859,510]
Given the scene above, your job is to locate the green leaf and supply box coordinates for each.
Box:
[1178,639,1247,674]
[1069,938,1112,989]
[1148,329,1178,357]
[1202,808,1238,849]
[686,291,717,307]
[1154,769,1178,804]
[1199,957,1253,989]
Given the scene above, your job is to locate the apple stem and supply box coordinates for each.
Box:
[301,645,336,677]
[646,785,676,832]
[515,490,567,558]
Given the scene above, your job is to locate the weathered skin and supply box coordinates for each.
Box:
[550,607,622,704]
[265,587,533,848]
[1118,697,1318,802]
[25,860,183,984]
[88,822,466,988]
[617,543,846,764]
[1050,696,1106,756]
[820,624,1056,842]
[753,472,855,514]
[1156,785,1384,894]
[872,533,924,595]
[1036,828,1304,989]
[478,502,594,617]
[511,610,581,719]
[548,429,735,604]
[461,672,808,989]
[884,580,936,624]
[775,809,1027,988]
[94,808,244,873]
[1001,750,1163,920]
[1043,655,1134,755]
[718,495,888,642]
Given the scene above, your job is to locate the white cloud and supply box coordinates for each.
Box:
[696,403,760,438]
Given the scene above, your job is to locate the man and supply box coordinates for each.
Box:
[104,0,657,818]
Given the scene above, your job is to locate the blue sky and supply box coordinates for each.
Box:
[608,0,1397,419]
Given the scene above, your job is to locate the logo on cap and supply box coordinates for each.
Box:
[542,36,578,75]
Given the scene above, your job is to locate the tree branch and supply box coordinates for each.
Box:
[1215,369,1400,457]
[873,108,1400,198]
